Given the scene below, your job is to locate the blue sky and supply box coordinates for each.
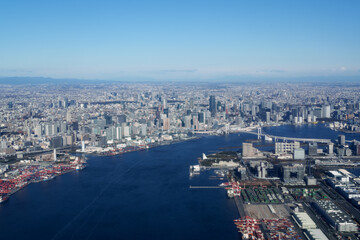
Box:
[0,0,359,80]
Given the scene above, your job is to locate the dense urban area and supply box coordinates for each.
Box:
[1,80,360,239]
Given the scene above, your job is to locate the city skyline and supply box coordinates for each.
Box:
[1,0,360,80]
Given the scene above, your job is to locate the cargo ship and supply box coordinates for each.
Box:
[0,195,9,203]
[76,164,86,170]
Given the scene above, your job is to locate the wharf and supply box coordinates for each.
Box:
[189,185,222,189]
[234,196,247,217]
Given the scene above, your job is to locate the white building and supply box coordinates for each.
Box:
[275,142,300,154]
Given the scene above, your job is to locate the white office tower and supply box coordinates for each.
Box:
[328,143,334,155]
[81,141,85,152]
[45,124,52,136]
[66,111,72,122]
[307,115,312,123]
[116,127,122,140]
[298,116,303,124]
[141,124,147,136]
[53,149,57,161]
[322,105,331,118]
[35,125,42,137]
[123,126,130,137]
[293,116,298,124]
[162,98,167,109]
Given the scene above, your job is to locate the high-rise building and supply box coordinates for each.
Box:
[117,115,127,124]
[141,124,147,136]
[308,143,318,156]
[105,115,112,125]
[322,105,331,118]
[266,111,271,123]
[338,135,345,146]
[209,96,216,117]
[328,143,334,155]
[66,111,72,122]
[242,143,255,157]
[162,118,170,131]
[198,112,205,123]
[183,116,191,128]
[313,107,322,118]
[35,125,42,137]
[123,126,130,137]
[275,142,300,154]
[51,136,63,148]
[192,116,199,130]
[116,127,122,139]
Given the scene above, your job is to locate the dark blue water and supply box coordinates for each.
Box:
[0,134,252,240]
[0,124,359,240]
[263,123,360,142]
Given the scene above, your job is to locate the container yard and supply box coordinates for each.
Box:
[238,186,291,204]
[0,156,86,203]
[233,216,265,240]
[262,218,302,240]
[233,217,302,240]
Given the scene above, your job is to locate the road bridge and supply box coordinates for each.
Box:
[239,129,332,143]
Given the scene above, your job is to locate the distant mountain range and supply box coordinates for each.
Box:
[0,76,359,85]
[0,77,110,85]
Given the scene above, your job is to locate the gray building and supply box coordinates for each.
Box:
[281,164,305,183]
[209,96,216,117]
[308,142,318,156]
[338,135,346,146]
[51,136,63,148]
[294,148,305,160]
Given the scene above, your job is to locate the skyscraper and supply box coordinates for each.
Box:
[209,95,216,117]
[339,135,345,146]
[322,105,331,118]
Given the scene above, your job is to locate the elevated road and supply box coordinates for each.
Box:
[239,130,332,143]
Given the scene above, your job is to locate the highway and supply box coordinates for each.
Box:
[238,129,332,143]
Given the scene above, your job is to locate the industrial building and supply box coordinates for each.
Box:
[292,212,317,229]
[312,200,358,232]
[280,164,305,183]
[304,229,329,240]
[292,211,329,240]
[304,176,317,186]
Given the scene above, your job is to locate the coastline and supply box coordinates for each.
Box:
[0,157,86,203]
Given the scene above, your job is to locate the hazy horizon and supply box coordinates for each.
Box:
[1,0,359,80]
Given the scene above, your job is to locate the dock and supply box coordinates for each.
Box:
[234,196,247,217]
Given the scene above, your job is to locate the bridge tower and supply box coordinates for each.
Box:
[257,128,262,140]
